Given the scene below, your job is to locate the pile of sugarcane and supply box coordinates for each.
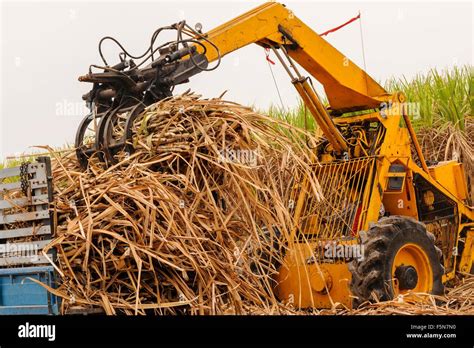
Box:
[43,93,323,314]
[36,93,474,315]
[346,274,474,315]
[417,117,474,204]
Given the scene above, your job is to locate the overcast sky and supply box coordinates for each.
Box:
[0,0,472,159]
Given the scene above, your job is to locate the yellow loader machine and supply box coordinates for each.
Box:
[76,2,474,308]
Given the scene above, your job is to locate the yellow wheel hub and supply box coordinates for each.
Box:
[391,243,433,296]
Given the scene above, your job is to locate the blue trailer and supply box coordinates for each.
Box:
[0,266,59,315]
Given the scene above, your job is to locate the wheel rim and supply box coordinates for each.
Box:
[391,243,432,296]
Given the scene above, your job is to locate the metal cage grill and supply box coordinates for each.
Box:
[299,157,376,240]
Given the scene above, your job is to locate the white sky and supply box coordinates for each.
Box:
[0,0,472,159]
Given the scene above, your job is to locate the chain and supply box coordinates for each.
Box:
[20,161,31,196]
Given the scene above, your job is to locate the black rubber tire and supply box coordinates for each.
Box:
[349,216,444,308]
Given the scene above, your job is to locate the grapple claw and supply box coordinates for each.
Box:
[75,21,211,169]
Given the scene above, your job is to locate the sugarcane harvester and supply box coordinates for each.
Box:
[76,2,474,308]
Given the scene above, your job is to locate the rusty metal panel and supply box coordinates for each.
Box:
[0,225,51,239]
[0,163,44,179]
[0,210,50,224]
[0,194,49,210]
[0,255,52,267]
[0,158,55,268]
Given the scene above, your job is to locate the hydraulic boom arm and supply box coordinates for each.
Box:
[200,2,387,110]
[77,2,393,165]
[192,2,390,153]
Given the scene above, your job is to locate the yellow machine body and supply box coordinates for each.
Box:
[275,242,353,308]
[274,110,473,308]
[428,161,469,202]
[187,2,474,308]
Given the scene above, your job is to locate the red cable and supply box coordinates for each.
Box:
[263,13,360,63]
[264,48,275,65]
[320,13,361,37]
